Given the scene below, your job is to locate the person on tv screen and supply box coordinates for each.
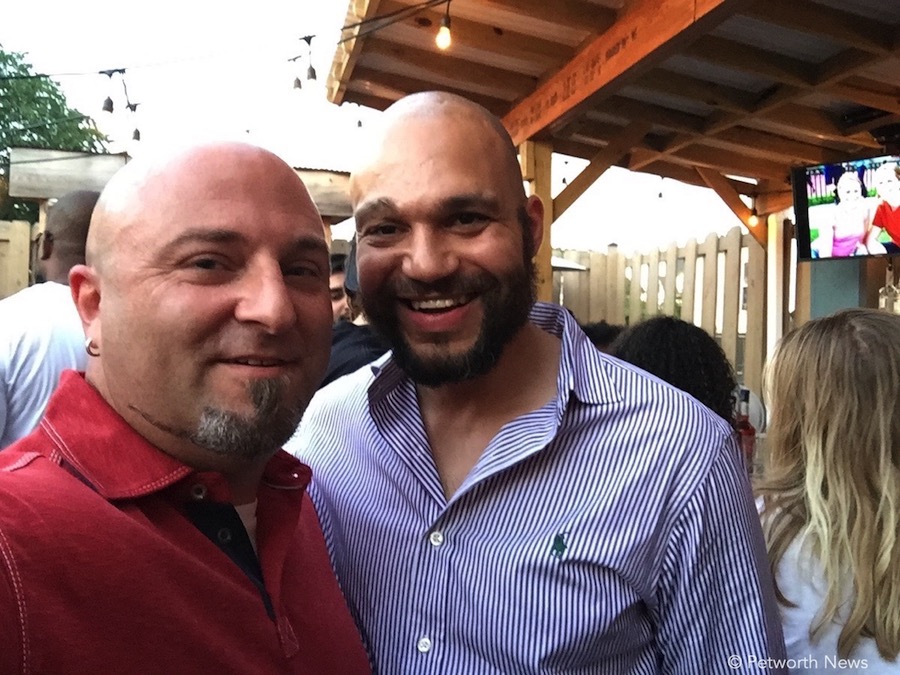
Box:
[867,161,900,254]
[812,172,884,258]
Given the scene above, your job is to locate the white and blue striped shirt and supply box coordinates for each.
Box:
[289,303,786,674]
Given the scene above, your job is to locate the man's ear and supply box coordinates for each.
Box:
[524,195,545,258]
[39,231,53,261]
[69,264,101,340]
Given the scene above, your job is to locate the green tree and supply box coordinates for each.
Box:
[0,46,107,221]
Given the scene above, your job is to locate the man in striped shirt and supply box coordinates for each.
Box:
[289,92,786,674]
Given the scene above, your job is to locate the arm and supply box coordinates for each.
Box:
[811,219,833,258]
[656,436,787,674]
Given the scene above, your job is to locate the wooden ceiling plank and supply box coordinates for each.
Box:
[553,120,652,220]
[475,0,617,34]
[377,0,574,67]
[823,83,900,116]
[841,112,900,136]
[742,0,893,56]
[364,37,536,96]
[341,89,397,111]
[352,66,511,114]
[684,35,813,88]
[328,0,385,104]
[758,105,883,149]
[636,69,755,114]
[502,0,750,145]
[703,127,849,165]
[591,96,707,134]
[695,166,766,246]
[756,190,794,216]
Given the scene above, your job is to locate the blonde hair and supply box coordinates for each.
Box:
[757,308,900,659]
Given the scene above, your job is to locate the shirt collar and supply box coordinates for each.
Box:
[40,371,309,500]
[367,302,623,408]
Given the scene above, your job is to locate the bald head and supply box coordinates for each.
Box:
[87,142,320,274]
[351,92,524,207]
[41,190,99,283]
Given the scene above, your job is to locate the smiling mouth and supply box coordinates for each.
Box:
[223,358,292,367]
[407,296,475,312]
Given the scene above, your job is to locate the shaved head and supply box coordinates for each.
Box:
[351,92,525,209]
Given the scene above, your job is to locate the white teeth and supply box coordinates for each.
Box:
[411,298,464,311]
[237,359,278,366]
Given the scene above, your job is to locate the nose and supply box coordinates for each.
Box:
[234,263,297,333]
[401,227,459,283]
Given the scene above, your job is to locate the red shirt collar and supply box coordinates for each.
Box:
[39,371,310,500]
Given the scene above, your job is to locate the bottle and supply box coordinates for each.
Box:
[878,263,900,314]
[735,388,756,470]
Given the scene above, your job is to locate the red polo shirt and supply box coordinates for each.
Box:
[0,372,370,675]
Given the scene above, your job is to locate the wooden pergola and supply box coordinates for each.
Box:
[325,0,900,299]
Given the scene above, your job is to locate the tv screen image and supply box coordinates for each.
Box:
[792,153,900,261]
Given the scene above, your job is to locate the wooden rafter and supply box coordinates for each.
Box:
[695,167,766,247]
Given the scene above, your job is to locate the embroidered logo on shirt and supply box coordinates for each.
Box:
[550,532,568,559]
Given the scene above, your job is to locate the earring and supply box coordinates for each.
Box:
[85,337,100,357]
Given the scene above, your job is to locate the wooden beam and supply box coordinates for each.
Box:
[824,82,900,116]
[365,38,536,98]
[8,148,127,199]
[684,35,814,88]
[755,190,793,216]
[351,66,511,114]
[519,141,554,303]
[696,167,767,248]
[378,0,574,67]
[294,169,351,220]
[553,120,652,220]
[342,88,397,111]
[699,127,850,166]
[477,0,617,34]
[502,0,748,145]
[757,104,883,148]
[327,0,384,105]
[636,69,756,114]
[742,0,893,56]
[841,112,900,136]
[591,96,706,134]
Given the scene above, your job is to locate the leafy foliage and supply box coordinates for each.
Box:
[0,46,107,221]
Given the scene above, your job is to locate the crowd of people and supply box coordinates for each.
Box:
[0,91,897,674]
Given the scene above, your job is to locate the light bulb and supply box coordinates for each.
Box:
[748,212,759,227]
[436,14,451,50]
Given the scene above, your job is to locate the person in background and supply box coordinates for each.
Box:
[0,142,370,674]
[289,91,785,673]
[0,190,98,449]
[580,319,624,353]
[329,252,352,323]
[611,315,738,426]
[867,161,900,254]
[757,308,900,672]
[319,236,387,388]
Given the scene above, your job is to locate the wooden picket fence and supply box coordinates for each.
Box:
[0,220,32,300]
[553,226,767,393]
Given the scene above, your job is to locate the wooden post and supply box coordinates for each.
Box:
[520,140,554,303]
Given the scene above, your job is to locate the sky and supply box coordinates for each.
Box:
[2,0,744,253]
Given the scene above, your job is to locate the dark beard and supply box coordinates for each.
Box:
[134,377,301,460]
[362,255,536,388]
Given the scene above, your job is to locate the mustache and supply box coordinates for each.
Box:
[384,271,497,298]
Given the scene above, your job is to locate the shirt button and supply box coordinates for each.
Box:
[416,637,432,653]
[190,483,207,500]
[428,530,444,547]
[217,527,232,544]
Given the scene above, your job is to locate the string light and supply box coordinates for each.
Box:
[436,1,452,50]
[747,196,759,227]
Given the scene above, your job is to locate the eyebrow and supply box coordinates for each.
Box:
[354,193,502,226]
[159,228,329,258]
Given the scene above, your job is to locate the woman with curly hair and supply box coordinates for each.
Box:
[757,308,900,671]
[611,315,738,426]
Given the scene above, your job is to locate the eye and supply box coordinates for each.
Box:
[452,212,490,228]
[363,222,402,238]
[189,256,226,271]
[284,261,322,278]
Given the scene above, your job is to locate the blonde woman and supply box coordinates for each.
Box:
[757,308,900,672]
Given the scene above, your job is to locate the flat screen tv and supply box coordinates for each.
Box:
[792,153,900,261]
